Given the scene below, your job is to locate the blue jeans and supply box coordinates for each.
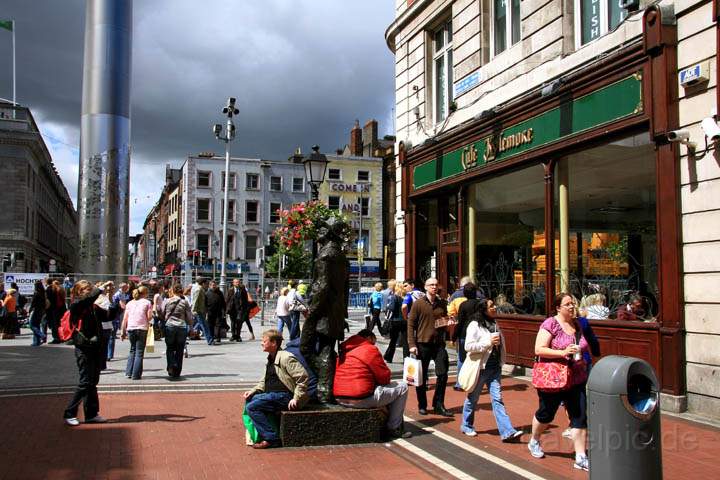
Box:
[461,365,518,440]
[125,329,148,379]
[165,325,188,377]
[454,338,466,388]
[245,391,293,443]
[29,310,46,346]
[107,319,120,360]
[193,313,213,345]
[289,311,300,340]
[277,315,291,335]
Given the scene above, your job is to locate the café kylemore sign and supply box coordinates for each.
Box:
[413,73,643,190]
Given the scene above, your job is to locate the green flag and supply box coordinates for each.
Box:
[0,20,13,32]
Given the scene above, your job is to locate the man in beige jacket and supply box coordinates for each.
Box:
[244,329,309,449]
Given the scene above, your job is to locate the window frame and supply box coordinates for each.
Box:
[221,171,237,190]
[197,171,211,188]
[246,173,260,190]
[221,199,236,223]
[246,200,259,223]
[328,195,341,210]
[196,198,211,222]
[358,196,370,217]
[269,202,282,224]
[245,234,258,260]
[292,177,306,193]
[491,0,521,57]
[196,233,210,259]
[432,19,453,124]
[269,176,283,192]
[357,170,371,183]
[574,0,627,48]
[328,168,342,181]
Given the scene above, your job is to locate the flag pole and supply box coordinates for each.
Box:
[12,21,15,107]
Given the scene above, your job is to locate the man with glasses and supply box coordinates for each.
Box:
[407,277,452,417]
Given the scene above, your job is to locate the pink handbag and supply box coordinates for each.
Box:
[531,359,570,392]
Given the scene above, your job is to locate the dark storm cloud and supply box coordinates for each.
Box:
[1,0,395,161]
[1,0,395,232]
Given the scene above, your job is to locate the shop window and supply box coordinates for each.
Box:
[468,164,546,316]
[292,177,305,192]
[433,19,453,123]
[269,202,282,224]
[554,133,658,321]
[577,0,628,46]
[197,171,211,188]
[197,198,211,222]
[493,0,520,56]
[356,229,370,258]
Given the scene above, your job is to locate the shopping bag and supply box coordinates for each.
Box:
[243,407,260,445]
[145,329,155,353]
[457,353,482,392]
[403,355,424,387]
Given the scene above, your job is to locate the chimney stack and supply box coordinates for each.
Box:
[362,119,378,156]
[350,119,362,156]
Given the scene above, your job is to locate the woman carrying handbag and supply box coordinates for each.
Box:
[527,292,590,472]
[459,287,523,442]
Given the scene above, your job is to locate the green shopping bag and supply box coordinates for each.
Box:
[243,406,260,445]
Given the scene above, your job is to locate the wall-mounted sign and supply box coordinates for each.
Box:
[413,73,643,190]
[679,61,709,87]
[454,70,482,98]
[330,183,371,193]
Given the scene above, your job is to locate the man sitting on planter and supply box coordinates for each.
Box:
[333,329,412,439]
[244,329,310,449]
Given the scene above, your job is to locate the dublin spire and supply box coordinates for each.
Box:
[77,0,133,275]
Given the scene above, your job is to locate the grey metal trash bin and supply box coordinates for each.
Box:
[587,355,662,480]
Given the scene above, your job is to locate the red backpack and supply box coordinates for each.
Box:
[58,310,81,342]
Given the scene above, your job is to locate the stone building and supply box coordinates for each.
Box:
[385,0,720,416]
[0,102,77,274]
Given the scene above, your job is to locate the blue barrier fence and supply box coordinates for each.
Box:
[349,292,372,309]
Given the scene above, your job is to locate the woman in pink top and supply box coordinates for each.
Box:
[527,292,590,471]
[121,286,152,380]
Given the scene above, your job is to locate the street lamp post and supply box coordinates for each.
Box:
[302,145,329,268]
[213,97,239,294]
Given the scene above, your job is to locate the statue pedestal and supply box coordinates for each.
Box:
[279,404,388,447]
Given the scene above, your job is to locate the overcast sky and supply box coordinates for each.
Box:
[0,0,395,234]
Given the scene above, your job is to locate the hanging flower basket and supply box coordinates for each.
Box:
[274,201,353,251]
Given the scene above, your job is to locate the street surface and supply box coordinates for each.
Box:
[1,308,718,480]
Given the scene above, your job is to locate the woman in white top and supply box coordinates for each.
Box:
[460,287,523,442]
[275,287,291,335]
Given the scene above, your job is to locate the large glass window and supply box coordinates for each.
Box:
[246,201,259,223]
[578,0,628,46]
[245,234,258,260]
[197,198,210,222]
[469,164,546,315]
[493,0,520,56]
[554,133,658,322]
[197,171,211,188]
[433,20,453,123]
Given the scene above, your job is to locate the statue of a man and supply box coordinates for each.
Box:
[300,217,350,404]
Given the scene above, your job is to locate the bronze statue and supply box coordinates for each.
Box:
[300,217,350,404]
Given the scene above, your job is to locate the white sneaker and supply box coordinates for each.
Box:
[462,429,478,437]
[85,415,108,424]
[574,455,589,471]
[528,439,545,458]
[562,427,573,438]
[64,417,80,427]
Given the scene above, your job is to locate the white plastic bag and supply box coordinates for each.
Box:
[403,356,424,387]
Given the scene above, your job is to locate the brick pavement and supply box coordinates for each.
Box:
[2,376,719,480]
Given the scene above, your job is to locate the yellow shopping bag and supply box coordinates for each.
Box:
[146,328,155,353]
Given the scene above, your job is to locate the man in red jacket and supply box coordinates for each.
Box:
[333,329,411,439]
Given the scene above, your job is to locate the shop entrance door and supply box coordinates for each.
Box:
[439,247,461,295]
[438,193,461,294]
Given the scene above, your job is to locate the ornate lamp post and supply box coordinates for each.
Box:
[213,97,238,294]
[302,145,329,267]
[302,145,329,201]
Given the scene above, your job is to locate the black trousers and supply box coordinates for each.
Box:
[64,346,102,419]
[415,341,449,410]
[238,309,253,335]
[384,320,409,363]
[207,311,223,341]
[230,313,241,340]
[366,308,382,333]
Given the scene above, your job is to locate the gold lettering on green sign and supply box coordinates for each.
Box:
[461,144,479,170]
[499,128,534,153]
[483,137,496,163]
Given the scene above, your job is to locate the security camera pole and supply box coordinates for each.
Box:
[214,97,238,294]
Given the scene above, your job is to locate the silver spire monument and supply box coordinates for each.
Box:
[77,0,133,275]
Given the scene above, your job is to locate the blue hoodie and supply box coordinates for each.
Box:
[284,337,318,400]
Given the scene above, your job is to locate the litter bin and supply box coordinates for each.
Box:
[587,355,662,480]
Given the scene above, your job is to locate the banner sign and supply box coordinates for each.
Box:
[3,273,48,296]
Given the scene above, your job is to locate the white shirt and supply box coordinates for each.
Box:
[276,294,290,316]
